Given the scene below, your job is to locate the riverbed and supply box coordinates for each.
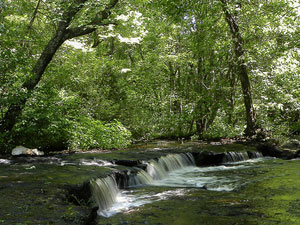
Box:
[1,141,300,224]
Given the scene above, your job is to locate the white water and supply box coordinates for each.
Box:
[79,158,113,167]
[152,164,250,191]
[224,151,250,162]
[91,153,265,217]
[99,189,187,217]
[96,158,265,217]
[90,176,120,212]
[146,153,195,180]
[0,159,11,164]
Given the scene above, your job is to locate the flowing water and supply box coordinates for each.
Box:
[90,151,267,218]
[2,143,300,225]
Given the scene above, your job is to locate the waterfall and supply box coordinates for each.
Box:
[129,170,154,186]
[146,153,195,180]
[88,151,265,216]
[223,151,263,163]
[90,153,195,214]
[90,176,120,211]
[248,151,263,159]
[224,152,249,162]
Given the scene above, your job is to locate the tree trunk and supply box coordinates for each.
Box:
[0,0,119,133]
[0,15,70,133]
[220,0,257,136]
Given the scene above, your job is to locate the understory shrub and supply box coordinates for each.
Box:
[68,118,132,150]
[10,87,131,152]
[202,113,244,139]
[12,116,131,151]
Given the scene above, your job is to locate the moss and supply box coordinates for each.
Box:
[0,163,113,224]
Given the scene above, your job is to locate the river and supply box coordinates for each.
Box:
[1,141,300,224]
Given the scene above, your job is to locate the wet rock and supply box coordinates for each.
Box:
[12,146,44,156]
[66,181,92,206]
[247,151,259,159]
[114,171,131,189]
[84,206,98,225]
[112,159,140,167]
[193,151,226,166]
[281,139,300,150]
[247,151,263,159]
[256,142,297,159]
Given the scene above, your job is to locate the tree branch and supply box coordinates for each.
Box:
[65,0,119,40]
[28,0,42,30]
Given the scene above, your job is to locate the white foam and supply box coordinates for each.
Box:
[96,154,267,217]
[206,185,236,192]
[224,157,265,165]
[79,159,113,167]
[98,189,187,217]
[0,159,11,164]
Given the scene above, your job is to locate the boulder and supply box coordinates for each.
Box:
[12,146,44,156]
[281,139,300,150]
[193,151,226,166]
[256,142,297,159]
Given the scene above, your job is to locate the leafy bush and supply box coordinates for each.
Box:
[10,87,131,152]
[202,113,244,139]
[68,118,132,150]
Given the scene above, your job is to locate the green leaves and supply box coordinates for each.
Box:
[68,118,132,150]
[1,0,300,152]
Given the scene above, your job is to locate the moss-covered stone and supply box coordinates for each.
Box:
[0,164,113,224]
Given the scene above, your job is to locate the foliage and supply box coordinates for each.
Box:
[10,84,131,151]
[68,118,131,150]
[0,0,299,153]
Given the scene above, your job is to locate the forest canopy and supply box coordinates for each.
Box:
[0,0,299,153]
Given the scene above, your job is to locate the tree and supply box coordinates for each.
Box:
[219,0,257,136]
[0,0,119,133]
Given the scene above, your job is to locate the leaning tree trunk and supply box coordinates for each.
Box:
[0,0,119,134]
[220,0,257,136]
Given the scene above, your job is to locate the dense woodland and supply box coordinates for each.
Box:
[0,0,299,153]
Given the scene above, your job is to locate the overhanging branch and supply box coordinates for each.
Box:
[65,0,119,40]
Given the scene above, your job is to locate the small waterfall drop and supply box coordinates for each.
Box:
[88,152,265,217]
[90,176,120,212]
[223,151,263,163]
[248,151,263,159]
[224,152,250,162]
[146,153,195,180]
[90,153,196,215]
[129,170,154,186]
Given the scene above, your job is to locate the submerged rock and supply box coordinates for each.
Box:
[12,146,44,156]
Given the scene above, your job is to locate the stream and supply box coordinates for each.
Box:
[1,141,300,224]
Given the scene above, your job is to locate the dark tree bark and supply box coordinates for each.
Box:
[28,0,42,30]
[220,0,257,136]
[0,0,119,133]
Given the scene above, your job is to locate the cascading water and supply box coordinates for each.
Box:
[90,176,120,212]
[89,151,264,217]
[90,153,196,216]
[129,170,154,186]
[223,152,250,162]
[146,153,195,180]
[249,151,263,159]
[223,151,264,163]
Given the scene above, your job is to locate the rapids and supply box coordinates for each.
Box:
[90,151,266,217]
